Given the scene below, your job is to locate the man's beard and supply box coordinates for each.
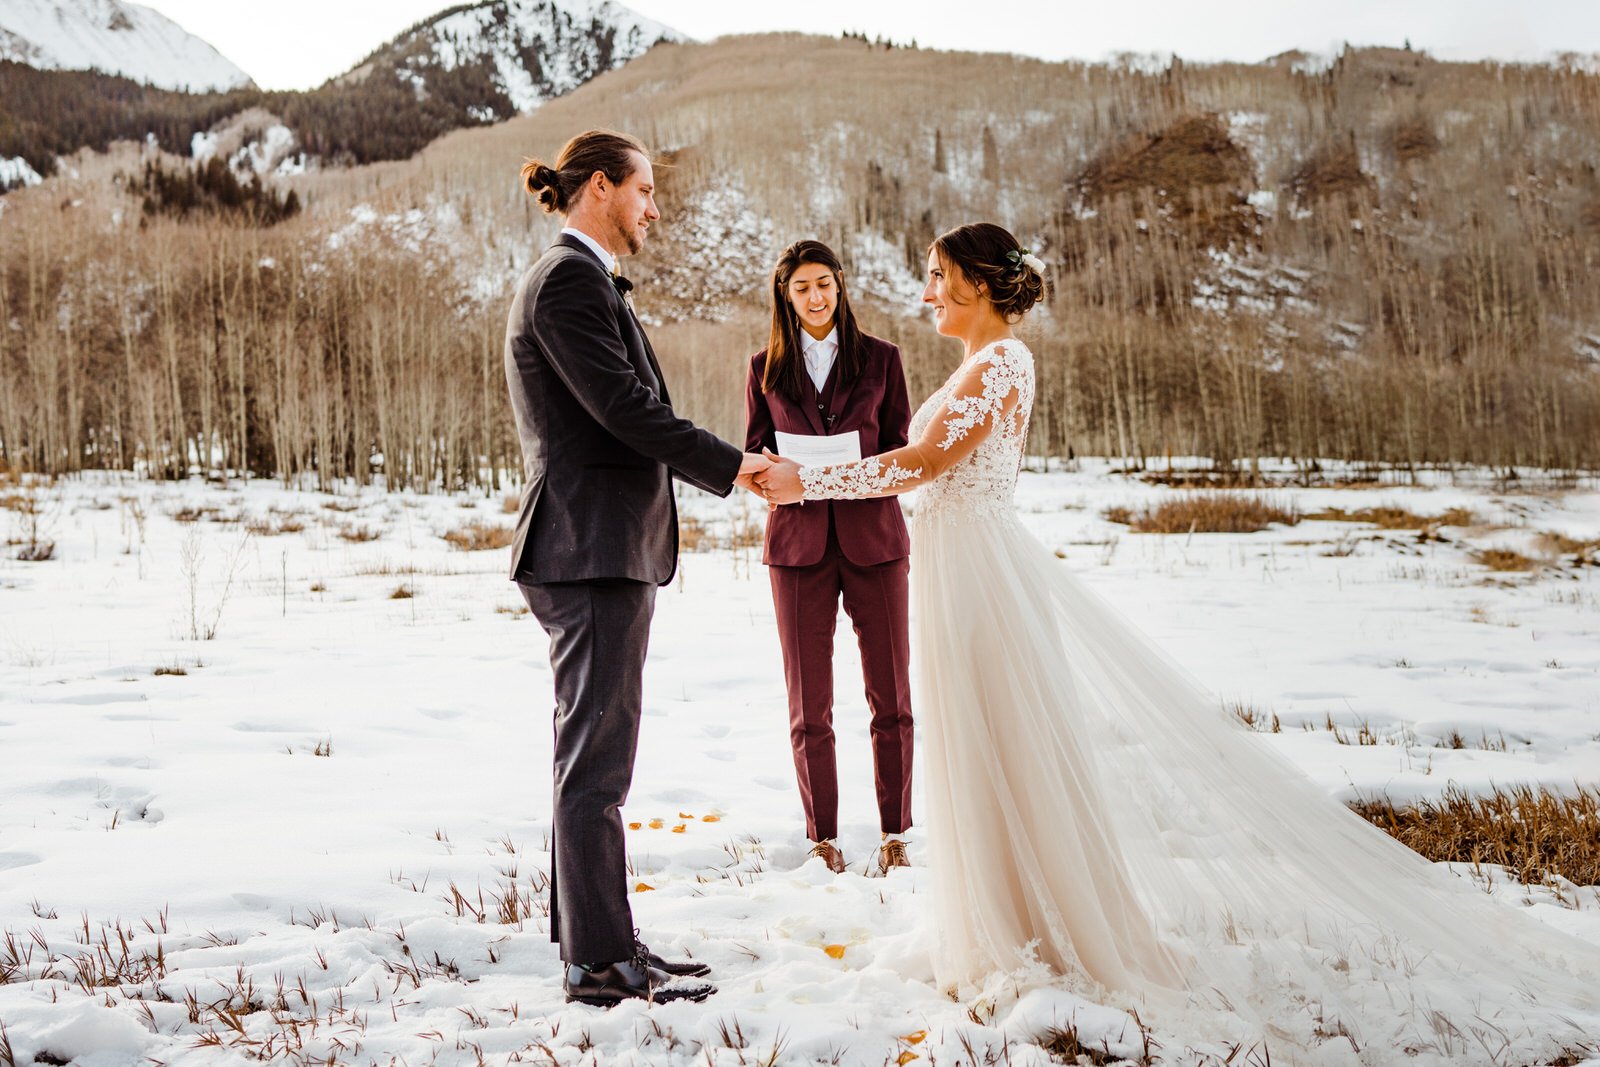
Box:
[612,207,644,255]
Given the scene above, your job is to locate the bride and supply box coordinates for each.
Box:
[757,222,1600,1064]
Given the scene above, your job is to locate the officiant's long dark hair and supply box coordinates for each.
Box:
[762,240,864,405]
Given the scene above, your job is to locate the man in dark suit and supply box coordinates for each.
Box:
[505,129,768,1006]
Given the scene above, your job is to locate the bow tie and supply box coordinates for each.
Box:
[611,274,633,296]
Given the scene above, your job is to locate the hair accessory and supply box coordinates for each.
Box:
[1004,247,1046,275]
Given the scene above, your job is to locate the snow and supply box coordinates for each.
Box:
[0,156,44,190]
[421,0,684,114]
[189,131,218,162]
[0,0,252,92]
[228,124,298,175]
[1,462,1598,1062]
[847,230,926,309]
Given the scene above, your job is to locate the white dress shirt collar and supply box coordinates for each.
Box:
[561,225,616,275]
[800,327,839,394]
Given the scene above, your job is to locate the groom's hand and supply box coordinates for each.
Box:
[758,448,804,506]
[734,452,771,497]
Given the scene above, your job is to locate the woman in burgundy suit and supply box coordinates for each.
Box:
[745,240,915,876]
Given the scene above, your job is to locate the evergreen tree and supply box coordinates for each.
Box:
[981,125,1000,183]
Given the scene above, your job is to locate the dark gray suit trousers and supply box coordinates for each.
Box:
[519,577,656,964]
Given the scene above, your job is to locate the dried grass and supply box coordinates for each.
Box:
[244,515,305,536]
[1351,785,1600,889]
[1535,532,1600,565]
[1304,505,1477,529]
[443,519,514,552]
[1472,546,1538,572]
[1104,494,1300,533]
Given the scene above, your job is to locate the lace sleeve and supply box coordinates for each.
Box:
[799,342,1028,500]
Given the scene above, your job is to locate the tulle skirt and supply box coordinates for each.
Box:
[911,508,1600,1064]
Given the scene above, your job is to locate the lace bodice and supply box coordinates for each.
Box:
[799,339,1034,522]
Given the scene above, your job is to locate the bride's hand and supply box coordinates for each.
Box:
[757,448,804,506]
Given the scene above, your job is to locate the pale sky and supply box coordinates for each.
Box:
[138,0,1600,91]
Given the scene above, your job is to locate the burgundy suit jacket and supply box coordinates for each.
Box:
[745,334,912,567]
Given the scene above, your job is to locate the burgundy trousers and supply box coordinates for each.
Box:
[769,522,913,842]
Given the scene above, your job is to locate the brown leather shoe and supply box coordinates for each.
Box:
[876,838,910,875]
[808,839,846,874]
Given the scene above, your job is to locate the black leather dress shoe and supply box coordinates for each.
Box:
[640,947,712,978]
[636,936,712,978]
[563,958,715,1006]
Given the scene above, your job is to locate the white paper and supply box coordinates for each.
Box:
[774,429,861,466]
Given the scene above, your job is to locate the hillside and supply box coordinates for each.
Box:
[0,0,680,186]
[0,0,252,92]
[2,35,1598,487]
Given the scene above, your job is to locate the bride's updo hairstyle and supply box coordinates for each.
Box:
[931,222,1047,322]
[520,129,647,215]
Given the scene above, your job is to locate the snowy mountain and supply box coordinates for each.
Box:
[345,0,683,119]
[0,0,252,92]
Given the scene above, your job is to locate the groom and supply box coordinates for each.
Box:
[504,129,768,1006]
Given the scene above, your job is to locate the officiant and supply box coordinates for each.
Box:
[745,239,915,878]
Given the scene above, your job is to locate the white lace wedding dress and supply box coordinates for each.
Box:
[798,339,1600,1064]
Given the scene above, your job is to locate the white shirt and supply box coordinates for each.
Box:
[801,328,839,394]
[561,225,616,275]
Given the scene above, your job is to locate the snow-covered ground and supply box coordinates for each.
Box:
[1,462,1598,1065]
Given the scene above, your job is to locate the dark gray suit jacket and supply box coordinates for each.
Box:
[504,234,742,585]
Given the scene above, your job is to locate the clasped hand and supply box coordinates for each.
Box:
[734,450,803,508]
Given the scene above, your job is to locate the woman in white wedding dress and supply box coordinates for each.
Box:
[761,223,1600,1065]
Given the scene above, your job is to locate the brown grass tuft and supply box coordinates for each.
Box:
[501,493,521,515]
[245,515,305,536]
[1535,532,1600,565]
[1040,1022,1138,1066]
[1304,505,1477,529]
[443,519,514,552]
[1472,546,1537,572]
[389,584,414,599]
[679,515,710,552]
[338,523,381,543]
[1104,494,1299,533]
[1351,785,1600,889]
[1227,700,1282,733]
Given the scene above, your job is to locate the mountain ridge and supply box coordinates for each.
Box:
[0,0,681,188]
[0,0,252,92]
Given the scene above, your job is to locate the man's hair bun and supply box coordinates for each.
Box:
[520,159,567,214]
